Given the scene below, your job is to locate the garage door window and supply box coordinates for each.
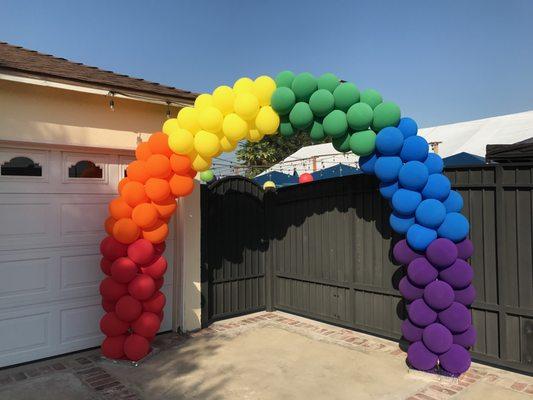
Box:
[68,160,103,178]
[1,156,42,176]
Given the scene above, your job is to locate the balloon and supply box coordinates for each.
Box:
[100,312,129,336]
[279,118,296,137]
[132,312,160,337]
[100,236,128,261]
[398,161,429,191]
[233,77,254,94]
[169,174,194,197]
[439,259,473,289]
[289,102,314,130]
[153,242,166,255]
[131,203,159,229]
[454,285,476,306]
[359,88,382,109]
[275,70,295,88]
[100,257,112,276]
[143,291,166,314]
[422,323,452,354]
[135,142,152,161]
[194,93,213,110]
[118,177,130,194]
[437,212,469,242]
[400,136,429,162]
[234,93,259,120]
[333,82,360,112]
[198,106,223,132]
[407,258,438,287]
[222,113,248,141]
[424,281,454,310]
[122,181,149,207]
[146,154,171,178]
[128,274,156,301]
[407,341,438,371]
[317,72,340,93]
[397,117,418,138]
[372,102,401,132]
[392,189,422,215]
[124,334,150,361]
[309,121,325,142]
[392,239,424,265]
[415,199,446,228]
[127,238,155,265]
[109,198,132,220]
[309,89,335,117]
[291,72,317,102]
[252,75,276,106]
[148,132,173,157]
[177,107,200,133]
[170,154,192,175]
[101,335,126,359]
[110,257,138,283]
[401,319,423,342]
[113,218,141,244]
[162,118,180,134]
[270,87,296,115]
[212,85,235,115]
[426,238,458,269]
[374,156,403,182]
[438,302,471,333]
[323,110,348,138]
[101,298,115,312]
[390,212,415,234]
[359,153,378,174]
[154,277,164,291]
[375,127,404,156]
[194,130,220,158]
[142,220,169,243]
[168,128,194,155]
[439,344,471,374]
[443,190,463,213]
[399,276,424,302]
[105,216,116,235]
[347,103,373,131]
[349,130,376,156]
[299,173,314,184]
[422,174,451,201]
[407,224,437,251]
[408,299,437,327]
[126,160,150,183]
[453,325,476,348]
[152,196,177,219]
[455,239,474,260]
[424,153,444,174]
[263,181,276,190]
[332,134,351,153]
[200,170,215,182]
[100,277,128,302]
[379,181,399,199]
[255,106,280,135]
[141,256,167,279]
[145,178,171,202]
[247,127,264,142]
[115,295,143,322]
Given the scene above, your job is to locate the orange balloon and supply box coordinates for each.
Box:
[131,203,159,229]
[146,154,171,178]
[169,174,194,197]
[126,160,150,183]
[109,197,133,219]
[105,216,116,235]
[170,154,192,175]
[152,196,177,219]
[145,178,171,202]
[113,218,141,244]
[118,177,130,194]
[141,220,169,243]
[148,132,172,157]
[122,181,149,207]
[187,168,197,179]
[135,142,152,161]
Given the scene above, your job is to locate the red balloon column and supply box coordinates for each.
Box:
[99,132,195,361]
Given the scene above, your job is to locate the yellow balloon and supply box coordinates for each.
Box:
[252,76,276,106]
[255,106,280,135]
[192,153,212,172]
[198,106,223,133]
[233,77,254,94]
[222,113,248,141]
[234,93,260,120]
[220,136,237,152]
[194,130,220,158]
[212,85,235,115]
[194,93,213,110]
[162,118,180,135]
[168,128,194,154]
[177,107,201,133]
[248,128,264,142]
[263,181,276,190]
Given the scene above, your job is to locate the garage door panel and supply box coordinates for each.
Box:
[59,252,102,294]
[60,302,103,346]
[0,256,53,302]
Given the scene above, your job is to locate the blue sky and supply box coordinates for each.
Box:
[1,0,532,128]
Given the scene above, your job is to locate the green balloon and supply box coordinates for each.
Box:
[360,89,383,109]
[310,121,326,142]
[309,89,334,117]
[349,130,376,156]
[323,110,348,138]
[317,73,340,93]
[279,117,296,137]
[291,72,317,102]
[200,170,215,182]
[275,70,295,88]
[271,87,296,115]
[372,101,401,132]
[333,82,360,112]
[289,102,314,130]
[332,133,351,153]
[347,103,373,131]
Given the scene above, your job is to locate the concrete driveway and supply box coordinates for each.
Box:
[0,312,531,400]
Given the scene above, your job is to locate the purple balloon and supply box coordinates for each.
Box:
[439,259,473,289]
[399,276,425,302]
[408,299,437,327]
[426,238,458,269]
[407,258,438,287]
[453,325,477,348]
[456,239,474,260]
[438,302,471,333]
[424,281,454,310]
[393,239,424,265]
[439,344,471,375]
[422,323,453,354]
[401,318,424,342]
[454,285,476,306]
[407,341,438,371]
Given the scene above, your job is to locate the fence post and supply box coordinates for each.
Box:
[264,189,275,312]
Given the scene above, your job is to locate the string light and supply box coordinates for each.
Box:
[107,91,115,111]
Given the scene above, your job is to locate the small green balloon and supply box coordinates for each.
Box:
[291,72,317,102]
[360,89,383,109]
[323,110,348,138]
[310,121,326,142]
[200,170,215,182]
[332,133,351,153]
[347,102,373,131]
[279,119,296,137]
[333,82,360,112]
[275,70,295,88]
[349,130,376,156]
[271,87,296,115]
[309,89,335,117]
[289,102,314,130]
[372,101,401,132]
[317,73,340,93]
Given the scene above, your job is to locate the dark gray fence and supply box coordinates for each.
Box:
[201,164,533,374]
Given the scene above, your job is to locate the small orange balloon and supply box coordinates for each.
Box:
[146,154,171,178]
[141,220,169,243]
[118,177,130,194]
[148,132,172,157]
[145,178,171,202]
[126,160,151,183]
[135,142,152,161]
[109,197,133,219]
[169,174,195,197]
[131,203,159,229]
[105,216,116,235]
[113,218,141,244]
[122,181,150,207]
[152,196,177,219]
[170,154,192,175]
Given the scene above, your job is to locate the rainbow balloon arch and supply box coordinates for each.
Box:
[99,71,475,375]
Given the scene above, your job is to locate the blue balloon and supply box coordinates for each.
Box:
[422,174,451,200]
[397,117,418,138]
[400,136,429,162]
[424,153,444,174]
[398,161,429,191]
[375,127,404,156]
[390,212,415,234]
[407,224,438,251]
[438,212,470,242]
[374,156,403,183]
[392,189,422,215]
[359,153,378,174]
[415,199,446,228]
[443,190,463,213]
[379,181,399,199]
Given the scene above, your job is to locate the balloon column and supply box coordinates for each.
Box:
[99,71,474,374]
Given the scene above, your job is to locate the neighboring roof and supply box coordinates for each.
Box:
[254,171,298,187]
[442,152,485,167]
[0,42,197,104]
[311,163,362,181]
[486,137,533,163]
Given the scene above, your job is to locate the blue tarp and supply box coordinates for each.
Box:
[311,163,362,181]
[442,152,485,167]
[253,171,298,187]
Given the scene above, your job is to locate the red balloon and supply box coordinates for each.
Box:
[124,333,150,361]
[298,173,314,184]
[153,242,166,255]
[100,236,128,261]
[141,256,167,279]
[115,295,143,322]
[110,257,138,283]
[101,335,126,359]
[145,335,156,342]
[127,239,155,265]
[142,291,166,314]
[102,298,116,312]
[99,277,128,302]
[154,277,164,291]
[128,275,155,300]
[100,312,129,336]
[158,310,164,321]
[132,312,161,338]
[100,258,112,275]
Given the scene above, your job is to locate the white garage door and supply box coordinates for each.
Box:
[0,144,175,367]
